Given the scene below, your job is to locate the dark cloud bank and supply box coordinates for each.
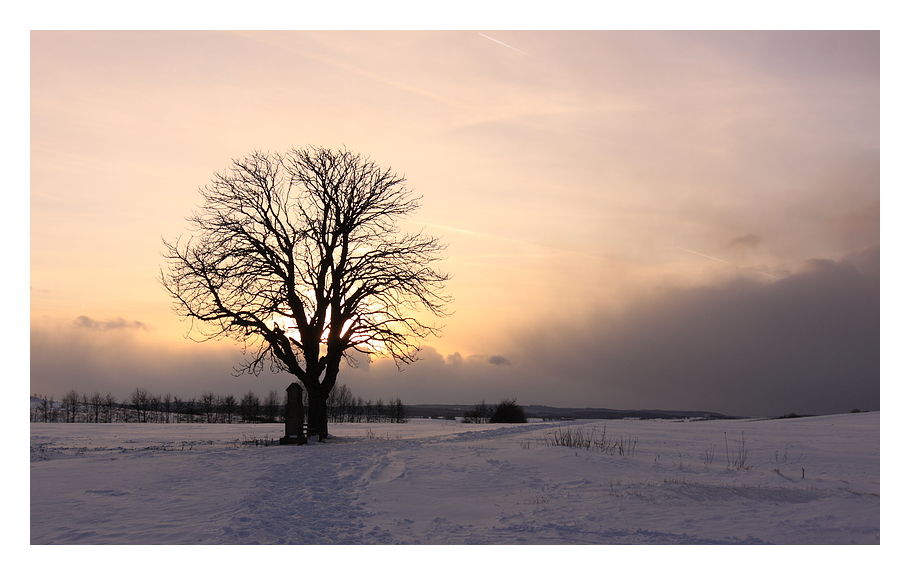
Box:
[342,246,879,417]
[31,248,878,418]
[521,246,879,416]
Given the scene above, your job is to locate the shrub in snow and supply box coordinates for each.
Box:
[490,399,527,424]
[463,400,492,423]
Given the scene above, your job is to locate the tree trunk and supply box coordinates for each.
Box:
[304,355,341,442]
[307,390,329,441]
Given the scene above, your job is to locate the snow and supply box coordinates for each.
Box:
[30,412,879,549]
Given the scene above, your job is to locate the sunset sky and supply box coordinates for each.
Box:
[29,31,880,417]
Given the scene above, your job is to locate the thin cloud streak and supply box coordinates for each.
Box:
[677,246,779,279]
[73,315,150,331]
[232,31,467,110]
[478,33,530,56]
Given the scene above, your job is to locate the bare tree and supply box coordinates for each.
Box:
[263,390,280,423]
[130,388,151,423]
[88,392,104,423]
[241,390,261,422]
[464,400,492,424]
[149,394,162,423]
[200,392,216,423]
[103,393,116,423]
[390,398,407,423]
[62,389,81,423]
[42,395,60,422]
[162,393,173,423]
[162,147,449,440]
[173,396,184,423]
[35,395,52,422]
[182,396,196,423]
[220,394,237,423]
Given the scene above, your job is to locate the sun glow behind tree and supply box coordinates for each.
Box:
[162,147,450,439]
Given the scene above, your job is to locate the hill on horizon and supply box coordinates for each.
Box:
[403,403,740,421]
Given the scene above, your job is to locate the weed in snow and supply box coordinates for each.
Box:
[725,431,750,470]
[541,425,637,457]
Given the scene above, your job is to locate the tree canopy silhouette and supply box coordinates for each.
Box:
[490,399,527,423]
[161,147,450,439]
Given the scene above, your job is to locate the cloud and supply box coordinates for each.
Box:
[723,233,762,250]
[73,316,150,331]
[31,324,292,401]
[515,245,880,416]
[33,247,878,419]
[336,246,878,417]
[477,33,531,57]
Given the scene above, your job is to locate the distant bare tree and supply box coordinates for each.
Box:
[45,395,60,422]
[34,395,52,422]
[200,392,215,423]
[88,392,104,423]
[103,393,116,423]
[58,392,71,422]
[390,398,407,423]
[62,389,81,423]
[463,401,491,424]
[130,388,151,423]
[172,396,184,423]
[240,390,261,422]
[220,394,237,423]
[162,393,173,423]
[263,390,280,423]
[149,394,162,423]
[162,147,450,440]
[184,396,197,423]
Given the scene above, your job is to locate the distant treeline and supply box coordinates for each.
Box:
[30,384,407,425]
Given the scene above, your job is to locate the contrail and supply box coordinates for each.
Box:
[478,33,530,56]
[676,246,735,266]
[676,246,778,279]
[232,31,464,109]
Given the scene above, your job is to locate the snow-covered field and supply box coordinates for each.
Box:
[30,413,878,546]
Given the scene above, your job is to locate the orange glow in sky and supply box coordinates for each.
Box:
[30,31,880,416]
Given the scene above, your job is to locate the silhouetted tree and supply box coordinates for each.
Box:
[490,399,527,423]
[389,398,407,423]
[200,392,216,423]
[263,390,280,423]
[162,147,450,440]
[35,395,53,422]
[173,396,184,423]
[149,394,162,423]
[88,392,104,423]
[39,395,60,422]
[130,388,151,423]
[463,400,491,424]
[62,389,81,423]
[103,393,116,423]
[241,390,261,422]
[162,393,173,423]
[219,394,237,423]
